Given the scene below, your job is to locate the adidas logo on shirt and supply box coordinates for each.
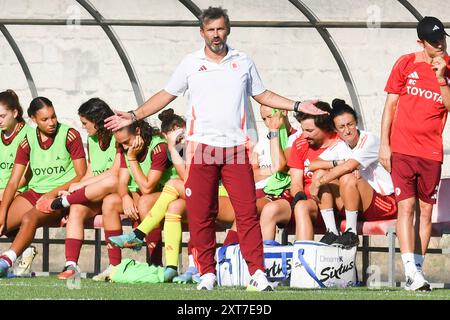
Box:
[198,65,207,72]
[407,72,419,79]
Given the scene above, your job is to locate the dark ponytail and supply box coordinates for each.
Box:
[0,89,24,122]
[158,108,186,133]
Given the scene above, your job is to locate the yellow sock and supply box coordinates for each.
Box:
[137,184,179,234]
[163,212,182,267]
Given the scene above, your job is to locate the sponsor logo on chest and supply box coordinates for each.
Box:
[0,162,13,170]
[33,166,66,176]
[406,71,443,103]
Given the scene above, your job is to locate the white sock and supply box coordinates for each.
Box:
[65,261,77,267]
[188,254,195,268]
[3,250,17,266]
[345,210,358,234]
[321,208,339,235]
[414,254,424,271]
[61,196,70,208]
[401,253,417,277]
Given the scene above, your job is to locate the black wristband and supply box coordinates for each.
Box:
[293,101,301,113]
[291,191,308,209]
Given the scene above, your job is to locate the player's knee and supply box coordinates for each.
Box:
[419,203,433,220]
[103,175,119,190]
[294,201,312,220]
[260,202,279,222]
[339,172,356,183]
[68,205,89,221]
[294,200,307,213]
[166,179,177,188]
[397,200,415,217]
[339,173,357,188]
[102,194,121,214]
[137,196,153,215]
[167,200,184,214]
[21,211,38,227]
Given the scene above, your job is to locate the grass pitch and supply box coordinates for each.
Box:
[0,276,449,300]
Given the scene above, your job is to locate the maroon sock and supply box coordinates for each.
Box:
[65,238,83,264]
[0,255,12,267]
[105,230,122,266]
[223,229,239,246]
[66,187,89,205]
[145,227,163,266]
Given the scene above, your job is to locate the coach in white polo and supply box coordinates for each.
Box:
[165,42,263,148]
[105,6,323,291]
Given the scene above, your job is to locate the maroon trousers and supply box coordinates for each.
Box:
[185,142,265,275]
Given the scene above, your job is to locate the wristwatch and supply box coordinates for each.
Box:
[267,131,279,140]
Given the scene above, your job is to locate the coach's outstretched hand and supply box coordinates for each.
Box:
[104,111,133,132]
[298,100,329,115]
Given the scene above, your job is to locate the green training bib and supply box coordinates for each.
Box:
[88,135,117,176]
[28,123,77,193]
[0,123,31,192]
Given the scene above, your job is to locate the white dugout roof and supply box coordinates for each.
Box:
[0,0,449,172]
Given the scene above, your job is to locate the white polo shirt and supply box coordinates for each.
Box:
[164,46,266,148]
[319,130,394,196]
